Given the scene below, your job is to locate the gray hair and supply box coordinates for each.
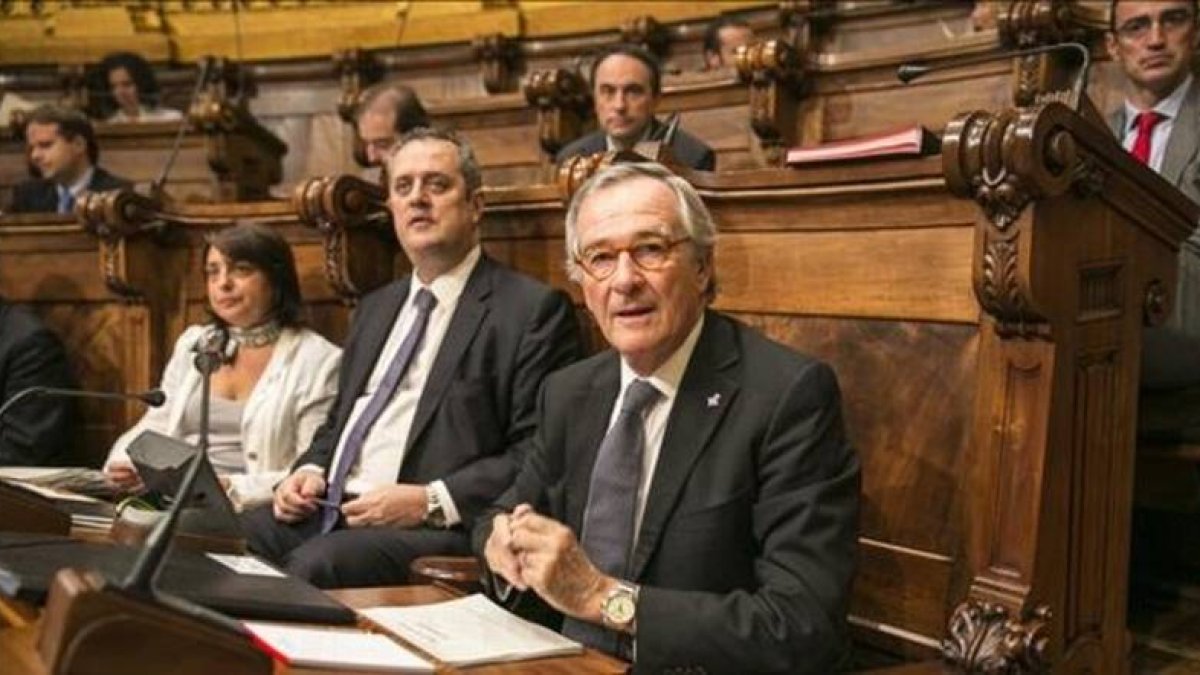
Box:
[564,162,718,301]
[386,126,482,195]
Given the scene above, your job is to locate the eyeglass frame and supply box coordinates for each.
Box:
[573,235,693,281]
[1112,5,1197,42]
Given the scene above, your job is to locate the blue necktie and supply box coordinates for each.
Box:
[562,378,661,657]
[57,189,75,215]
[321,288,437,533]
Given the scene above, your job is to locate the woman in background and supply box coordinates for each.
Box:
[99,51,183,123]
[104,224,341,509]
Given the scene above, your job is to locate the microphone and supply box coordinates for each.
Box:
[0,386,166,430]
[192,325,235,375]
[898,42,1091,111]
[151,57,212,199]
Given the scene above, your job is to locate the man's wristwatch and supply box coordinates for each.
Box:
[600,581,639,632]
[424,484,447,528]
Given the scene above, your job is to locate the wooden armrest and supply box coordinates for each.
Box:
[409,555,483,595]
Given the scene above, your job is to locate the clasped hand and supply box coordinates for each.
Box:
[484,504,613,622]
[272,470,425,527]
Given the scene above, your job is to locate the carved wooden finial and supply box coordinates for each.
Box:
[76,188,164,299]
[57,64,89,113]
[292,174,396,302]
[524,68,592,157]
[996,1,1100,107]
[942,601,1051,673]
[620,15,669,57]
[333,48,382,124]
[736,39,806,166]
[473,33,520,94]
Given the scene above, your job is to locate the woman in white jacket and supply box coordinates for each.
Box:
[104,224,341,510]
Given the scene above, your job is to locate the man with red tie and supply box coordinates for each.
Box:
[1107,0,1200,383]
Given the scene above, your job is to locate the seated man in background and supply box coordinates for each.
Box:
[1106,0,1200,388]
[0,299,78,466]
[477,163,860,673]
[10,104,130,215]
[702,16,755,70]
[355,81,429,169]
[243,128,584,588]
[556,44,716,171]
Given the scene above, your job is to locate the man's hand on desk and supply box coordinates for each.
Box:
[272,469,325,523]
[103,460,145,494]
[341,484,425,528]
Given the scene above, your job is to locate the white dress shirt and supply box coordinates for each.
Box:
[321,245,482,526]
[613,314,705,535]
[1120,74,1193,173]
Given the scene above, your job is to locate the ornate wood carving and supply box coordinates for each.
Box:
[1143,279,1169,327]
[943,601,1051,673]
[736,39,805,166]
[77,189,164,299]
[292,174,397,302]
[620,15,668,58]
[57,64,89,112]
[333,48,382,124]
[524,68,592,158]
[778,0,835,51]
[473,33,520,95]
[188,57,286,201]
[996,1,1098,108]
[943,103,1100,336]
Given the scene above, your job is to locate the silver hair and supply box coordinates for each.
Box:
[386,127,482,195]
[564,162,718,301]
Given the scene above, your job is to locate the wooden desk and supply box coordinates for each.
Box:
[0,585,627,674]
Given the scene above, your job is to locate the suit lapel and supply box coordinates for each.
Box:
[1161,80,1200,186]
[345,279,409,404]
[628,314,741,579]
[404,256,492,453]
[565,356,621,530]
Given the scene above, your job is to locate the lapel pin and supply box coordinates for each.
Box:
[706,393,721,408]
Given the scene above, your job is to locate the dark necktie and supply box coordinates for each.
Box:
[562,378,661,657]
[320,288,437,533]
[1131,110,1165,166]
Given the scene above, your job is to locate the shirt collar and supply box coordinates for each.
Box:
[605,119,657,152]
[1124,74,1193,133]
[63,166,94,196]
[412,244,482,307]
[619,313,705,401]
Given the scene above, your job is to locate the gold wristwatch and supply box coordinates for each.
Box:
[600,581,639,632]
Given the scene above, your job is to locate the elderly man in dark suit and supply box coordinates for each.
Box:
[476,162,860,673]
[242,128,583,588]
[0,300,78,465]
[556,44,716,171]
[10,104,130,214]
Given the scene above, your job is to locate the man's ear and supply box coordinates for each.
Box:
[1104,31,1120,62]
[470,189,485,223]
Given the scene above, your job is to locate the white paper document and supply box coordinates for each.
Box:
[207,553,287,578]
[361,593,583,667]
[244,621,434,673]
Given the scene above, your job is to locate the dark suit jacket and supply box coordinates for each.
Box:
[556,118,717,171]
[10,167,132,214]
[475,311,860,674]
[292,254,583,528]
[0,302,78,465]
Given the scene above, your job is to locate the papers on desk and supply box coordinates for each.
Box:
[0,466,114,499]
[360,593,583,667]
[244,621,434,673]
[0,475,114,531]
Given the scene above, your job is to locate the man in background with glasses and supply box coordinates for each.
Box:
[475,162,860,673]
[1108,1,1200,387]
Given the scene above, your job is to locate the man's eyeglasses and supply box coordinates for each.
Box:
[1115,7,1196,41]
[575,236,690,280]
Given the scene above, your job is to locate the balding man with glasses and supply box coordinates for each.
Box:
[474,163,860,674]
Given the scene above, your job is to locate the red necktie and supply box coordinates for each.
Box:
[1131,111,1165,165]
